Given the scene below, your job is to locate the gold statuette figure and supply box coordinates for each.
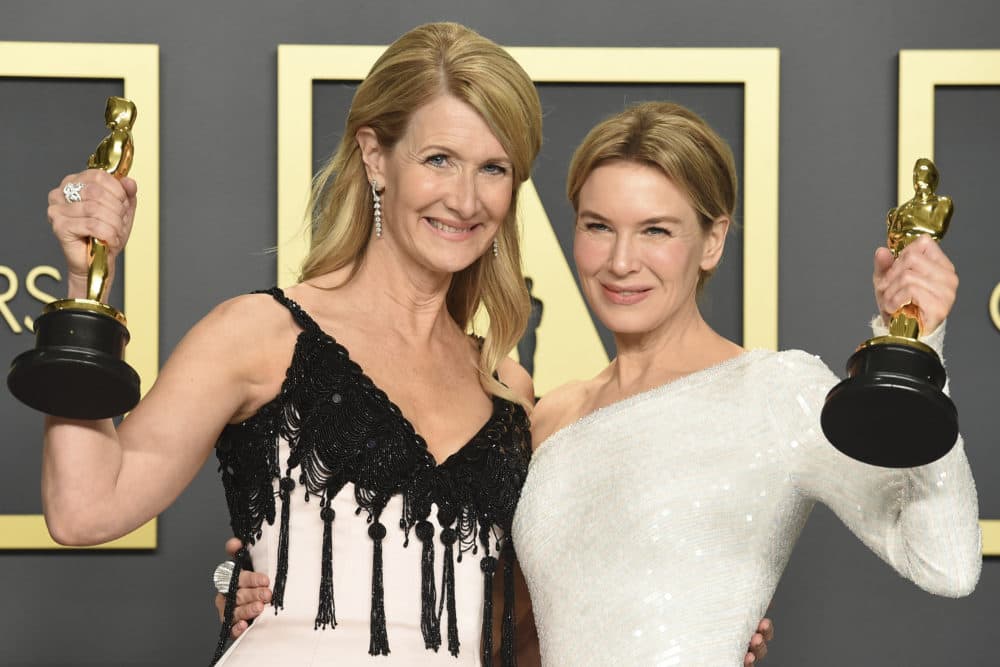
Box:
[884,158,953,339]
[821,158,958,468]
[86,96,136,304]
[8,96,142,419]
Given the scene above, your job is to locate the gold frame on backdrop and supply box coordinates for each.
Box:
[990,282,1000,331]
[899,49,1000,556]
[0,42,159,549]
[277,45,780,394]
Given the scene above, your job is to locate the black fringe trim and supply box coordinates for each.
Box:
[213,288,532,664]
[315,504,337,629]
[501,543,517,667]
[271,475,295,610]
[416,520,441,650]
[368,520,390,655]
[439,526,460,657]
[480,553,498,666]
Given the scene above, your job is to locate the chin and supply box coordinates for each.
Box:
[426,250,486,276]
[592,309,661,337]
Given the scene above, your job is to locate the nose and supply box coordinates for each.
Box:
[609,234,640,276]
[446,170,478,220]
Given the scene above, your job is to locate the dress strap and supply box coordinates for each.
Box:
[254,287,322,334]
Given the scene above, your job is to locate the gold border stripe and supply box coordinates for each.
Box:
[277,45,780,351]
[0,41,160,549]
[1,516,156,550]
[899,49,1000,556]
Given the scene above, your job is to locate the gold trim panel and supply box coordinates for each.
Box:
[0,41,160,550]
[899,49,1000,556]
[277,45,780,396]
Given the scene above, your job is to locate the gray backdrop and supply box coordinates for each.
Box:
[2,1,998,665]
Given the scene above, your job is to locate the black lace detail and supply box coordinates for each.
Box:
[213,287,530,665]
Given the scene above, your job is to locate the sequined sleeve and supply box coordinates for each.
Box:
[776,329,981,597]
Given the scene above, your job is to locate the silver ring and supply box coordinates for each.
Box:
[62,182,85,203]
[214,560,235,594]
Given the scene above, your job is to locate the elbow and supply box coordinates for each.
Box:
[944,524,984,598]
[951,547,982,598]
[953,572,980,599]
[44,515,91,547]
[43,509,114,547]
[926,565,980,599]
[45,518,83,547]
[915,547,982,598]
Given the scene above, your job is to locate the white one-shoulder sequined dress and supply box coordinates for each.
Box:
[512,326,980,666]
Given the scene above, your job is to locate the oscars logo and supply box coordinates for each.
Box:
[0,265,62,334]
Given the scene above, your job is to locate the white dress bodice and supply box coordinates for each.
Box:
[216,441,487,666]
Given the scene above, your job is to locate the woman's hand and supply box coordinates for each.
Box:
[873,236,958,335]
[214,538,272,639]
[46,169,137,299]
[744,617,774,665]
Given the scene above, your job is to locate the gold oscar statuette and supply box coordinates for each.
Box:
[8,97,141,419]
[821,158,958,468]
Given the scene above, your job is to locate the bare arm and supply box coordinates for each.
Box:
[41,169,288,545]
[42,295,277,544]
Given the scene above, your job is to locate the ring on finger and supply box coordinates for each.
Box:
[214,560,235,594]
[62,182,85,203]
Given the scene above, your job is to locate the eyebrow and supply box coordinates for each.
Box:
[421,144,512,165]
[577,210,684,225]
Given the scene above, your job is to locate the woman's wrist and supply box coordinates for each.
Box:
[66,272,88,300]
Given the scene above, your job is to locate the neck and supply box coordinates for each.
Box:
[608,302,739,393]
[341,239,459,344]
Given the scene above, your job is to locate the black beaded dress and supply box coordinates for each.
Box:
[213,288,531,666]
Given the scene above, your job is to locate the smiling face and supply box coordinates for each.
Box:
[358,94,515,277]
[573,160,729,337]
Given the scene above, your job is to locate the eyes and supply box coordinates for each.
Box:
[481,163,509,177]
[424,153,509,177]
[583,221,672,237]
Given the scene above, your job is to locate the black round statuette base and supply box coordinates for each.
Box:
[8,308,140,419]
[821,342,957,468]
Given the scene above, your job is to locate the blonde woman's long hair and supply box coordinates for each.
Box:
[566,101,737,290]
[300,22,542,405]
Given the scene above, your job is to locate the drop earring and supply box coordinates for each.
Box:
[492,238,499,257]
[371,179,382,238]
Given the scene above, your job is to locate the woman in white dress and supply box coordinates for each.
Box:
[511,101,980,665]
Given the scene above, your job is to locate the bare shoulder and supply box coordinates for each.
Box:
[116,291,304,455]
[497,356,536,408]
[186,292,298,355]
[529,379,593,450]
[160,292,303,419]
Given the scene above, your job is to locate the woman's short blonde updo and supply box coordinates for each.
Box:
[566,101,737,289]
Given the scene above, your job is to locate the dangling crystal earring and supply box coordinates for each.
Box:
[492,238,499,257]
[371,179,383,239]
